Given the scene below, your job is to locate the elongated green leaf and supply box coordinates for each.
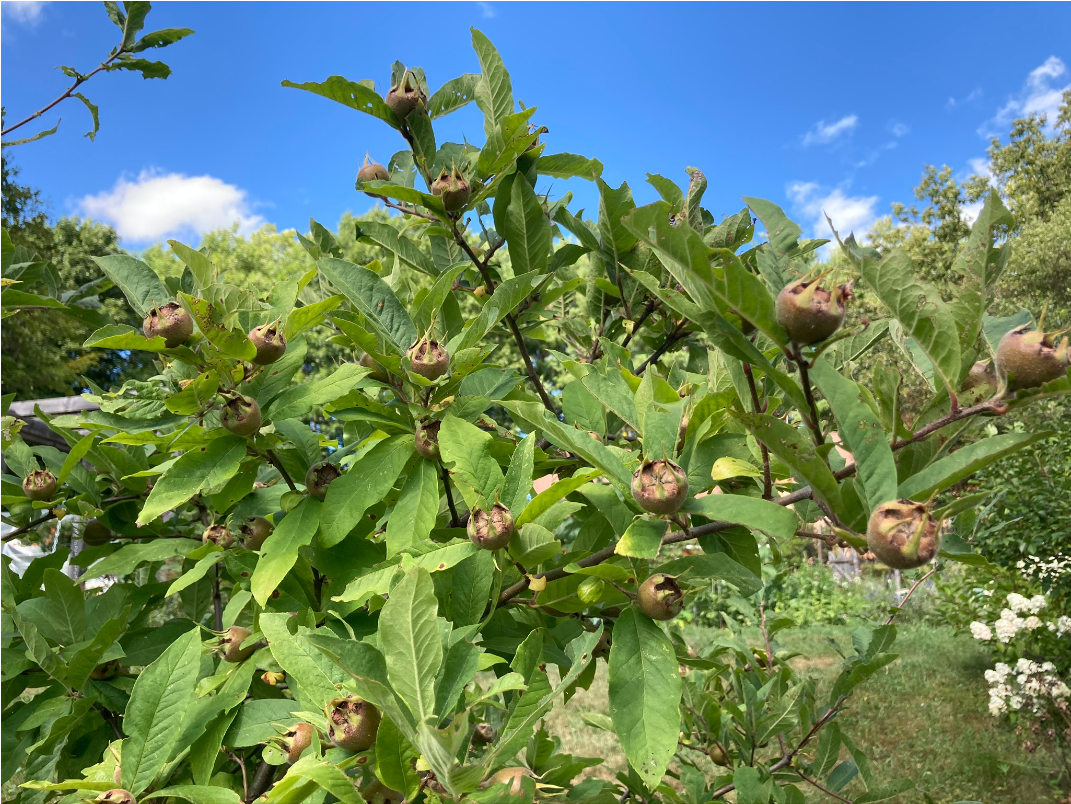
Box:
[354,220,438,276]
[82,539,200,581]
[471,28,514,136]
[42,569,86,644]
[178,292,256,360]
[616,518,666,558]
[516,470,600,527]
[142,787,241,804]
[380,568,442,724]
[318,257,419,353]
[387,459,440,558]
[260,613,342,710]
[654,552,762,596]
[375,718,421,798]
[285,295,343,340]
[282,76,399,129]
[743,197,802,258]
[267,363,370,420]
[580,369,640,431]
[449,270,542,353]
[252,497,321,606]
[427,74,479,119]
[225,699,299,747]
[138,436,247,525]
[500,433,535,516]
[166,551,224,598]
[538,153,604,180]
[121,629,202,795]
[734,412,842,511]
[496,176,551,276]
[857,248,961,394]
[450,550,495,627]
[608,609,681,789]
[92,255,171,318]
[810,356,897,512]
[437,416,503,503]
[321,436,414,546]
[898,431,1047,501]
[67,610,128,690]
[683,494,798,539]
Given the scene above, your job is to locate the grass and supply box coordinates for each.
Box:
[545,622,1067,803]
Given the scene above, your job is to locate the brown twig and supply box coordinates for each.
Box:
[635,322,689,375]
[795,356,826,446]
[1,512,56,542]
[439,462,461,527]
[246,761,276,803]
[743,362,773,499]
[226,750,249,802]
[212,563,224,631]
[793,767,854,804]
[379,198,440,222]
[621,298,658,348]
[265,449,298,493]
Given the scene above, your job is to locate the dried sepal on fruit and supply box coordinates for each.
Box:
[996,319,1070,391]
[202,524,235,549]
[249,322,286,365]
[631,458,689,515]
[865,499,941,570]
[326,695,381,752]
[385,69,427,122]
[473,722,496,744]
[97,790,136,804]
[220,394,262,438]
[775,274,853,345]
[22,469,57,502]
[305,461,341,500]
[467,502,515,550]
[431,164,471,213]
[143,301,193,348]
[638,573,684,621]
[415,419,441,460]
[408,333,450,380]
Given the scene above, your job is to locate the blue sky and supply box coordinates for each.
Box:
[2,1,1069,250]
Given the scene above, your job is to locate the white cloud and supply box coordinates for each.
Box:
[800,115,858,147]
[1,0,47,25]
[787,181,880,242]
[476,1,495,17]
[946,87,982,111]
[891,122,910,137]
[962,200,985,227]
[77,170,265,243]
[981,56,1069,136]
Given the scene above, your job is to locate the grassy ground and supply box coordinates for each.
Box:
[545,622,1067,804]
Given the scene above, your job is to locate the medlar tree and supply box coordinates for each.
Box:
[3,28,1070,804]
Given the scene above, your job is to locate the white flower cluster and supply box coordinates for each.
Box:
[1017,554,1071,582]
[970,593,1063,643]
[985,659,1070,717]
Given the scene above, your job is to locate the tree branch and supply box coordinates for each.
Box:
[246,761,276,803]
[621,298,658,348]
[265,449,298,493]
[793,767,854,804]
[1,512,56,542]
[795,357,826,445]
[635,322,688,375]
[439,462,461,528]
[379,198,440,222]
[743,362,773,499]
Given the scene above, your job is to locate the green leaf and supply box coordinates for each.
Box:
[898,431,1047,501]
[608,608,681,789]
[83,324,167,351]
[809,356,897,512]
[743,197,802,257]
[616,518,666,558]
[178,292,256,361]
[81,539,200,581]
[267,363,371,421]
[375,718,421,798]
[510,523,562,566]
[450,550,495,627]
[427,74,480,119]
[471,28,514,136]
[67,610,128,691]
[225,699,300,747]
[42,569,86,644]
[121,629,202,795]
[855,248,961,395]
[495,176,551,276]
[92,255,171,318]
[166,551,224,598]
[379,568,442,724]
[120,2,151,46]
[387,459,440,558]
[853,779,915,803]
[284,296,343,340]
[252,497,322,606]
[260,613,342,710]
[683,494,798,540]
[142,787,242,804]
[321,436,414,546]
[72,93,99,140]
[318,257,419,353]
[500,433,535,516]
[654,553,762,596]
[110,57,172,80]
[580,370,640,432]
[282,76,399,129]
[1,121,60,147]
[734,412,842,511]
[129,27,195,52]
[138,436,247,525]
[437,416,503,504]
[449,270,542,353]
[538,153,604,180]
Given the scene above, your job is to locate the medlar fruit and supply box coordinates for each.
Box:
[473,722,496,744]
[997,323,1070,390]
[22,469,57,502]
[467,503,515,550]
[305,462,341,501]
[203,524,235,549]
[637,574,684,621]
[97,791,136,804]
[220,395,262,438]
[237,516,273,550]
[385,69,426,122]
[82,519,112,546]
[360,353,390,383]
[431,164,471,213]
[414,419,441,460]
[143,301,193,348]
[866,499,940,570]
[631,458,689,515]
[249,323,286,365]
[218,625,257,663]
[775,277,853,345]
[408,335,450,381]
[357,160,389,184]
[326,695,381,752]
[278,722,315,764]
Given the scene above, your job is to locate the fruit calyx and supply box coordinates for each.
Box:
[996,320,1070,390]
[631,457,689,515]
[865,499,941,570]
[249,322,286,365]
[143,301,193,349]
[467,502,515,550]
[305,462,341,500]
[326,695,381,752]
[217,625,258,663]
[203,524,235,549]
[97,790,136,804]
[408,333,450,380]
[22,469,57,502]
[431,164,471,213]
[385,69,427,122]
[415,419,441,460]
[357,155,389,186]
[775,274,853,345]
[237,516,273,550]
[473,722,496,744]
[271,722,316,764]
[220,394,262,438]
[637,573,684,620]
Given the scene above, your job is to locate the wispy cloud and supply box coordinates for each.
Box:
[800,115,858,147]
[787,181,880,243]
[980,56,1069,136]
[891,122,910,137]
[77,170,265,243]
[1,0,47,25]
[476,1,495,18]
[946,87,982,111]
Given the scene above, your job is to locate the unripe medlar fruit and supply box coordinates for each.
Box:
[82,519,112,546]
[708,744,728,766]
[866,499,940,570]
[473,722,496,744]
[219,625,257,663]
[486,767,535,800]
[431,165,471,213]
[238,516,274,550]
[90,659,121,680]
[408,335,450,380]
[775,277,853,345]
[326,695,381,752]
[637,574,684,621]
[385,70,426,122]
[414,419,441,460]
[362,781,404,804]
[143,301,193,348]
[279,722,315,764]
[97,790,136,804]
[631,458,689,515]
[357,160,389,184]
[221,395,262,438]
[468,503,515,550]
[203,524,235,549]
[22,469,57,501]
[996,324,1070,390]
[305,462,341,501]
[360,353,390,383]
[249,323,286,365]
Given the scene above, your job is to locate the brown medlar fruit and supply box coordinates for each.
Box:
[203,524,235,549]
[408,335,450,381]
[631,458,689,515]
[278,722,315,764]
[362,781,404,804]
[357,160,389,184]
[305,462,341,500]
[997,323,1070,390]
[221,395,262,438]
[90,659,121,680]
[218,625,257,663]
[637,574,684,621]
[237,516,274,550]
[326,695,381,752]
[467,503,515,550]
[385,70,426,122]
[97,790,136,804]
[143,301,193,348]
[360,353,390,383]
[775,277,853,345]
[865,499,940,570]
[473,722,496,744]
[22,469,57,502]
[431,164,471,213]
[249,323,286,365]
[415,419,441,460]
[485,767,535,800]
